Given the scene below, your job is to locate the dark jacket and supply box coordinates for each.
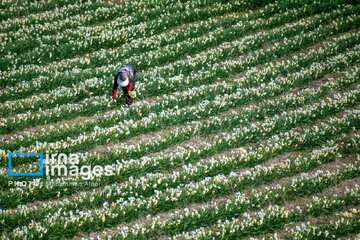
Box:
[112,64,137,104]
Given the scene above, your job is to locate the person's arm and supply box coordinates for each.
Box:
[112,73,119,99]
[128,82,133,91]
[122,81,133,96]
[128,67,136,91]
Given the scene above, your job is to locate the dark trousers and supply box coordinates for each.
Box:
[122,85,135,105]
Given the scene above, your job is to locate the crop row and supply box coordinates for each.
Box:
[0,0,83,21]
[1,79,360,208]
[282,209,360,240]
[3,29,358,152]
[172,184,360,240]
[0,0,109,39]
[1,12,358,135]
[0,0,201,37]
[0,5,119,56]
[4,64,357,193]
[138,14,360,97]
[1,0,333,101]
[2,1,357,101]
[2,127,360,235]
[0,0,336,86]
[3,40,360,166]
[101,154,360,239]
[4,134,360,239]
[1,2,356,115]
[0,0,209,57]
[0,0,276,71]
[1,0,324,90]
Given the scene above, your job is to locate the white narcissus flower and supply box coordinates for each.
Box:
[4,5,358,118]
[5,50,360,167]
[3,2,360,239]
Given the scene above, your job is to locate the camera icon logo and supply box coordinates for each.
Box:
[8,150,43,176]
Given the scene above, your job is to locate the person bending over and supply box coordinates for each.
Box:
[112,64,137,105]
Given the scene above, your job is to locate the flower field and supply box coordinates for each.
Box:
[1,0,360,239]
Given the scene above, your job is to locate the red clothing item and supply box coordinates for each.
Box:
[113,83,133,99]
[128,82,133,91]
[112,89,117,99]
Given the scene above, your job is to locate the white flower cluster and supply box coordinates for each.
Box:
[172,185,360,239]
[2,102,360,231]
[2,0,360,239]
[98,160,360,239]
[0,0,78,23]
[0,0,116,43]
[284,207,360,239]
[2,0,242,71]
[3,28,358,156]
[1,8,358,138]
[2,0,346,113]
[1,0,339,90]
[5,140,360,239]
[2,40,359,166]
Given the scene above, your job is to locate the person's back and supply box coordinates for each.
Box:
[112,64,137,105]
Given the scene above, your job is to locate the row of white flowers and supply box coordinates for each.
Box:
[1,0,252,70]
[2,40,359,166]
[272,208,360,239]
[1,12,358,136]
[2,128,360,237]
[0,0,187,41]
[2,0,339,100]
[3,28,358,153]
[2,2,357,117]
[0,0,108,40]
[171,184,360,239]
[1,83,359,210]
[4,147,360,239]
[100,157,360,239]
[0,0,79,22]
[1,0,337,85]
